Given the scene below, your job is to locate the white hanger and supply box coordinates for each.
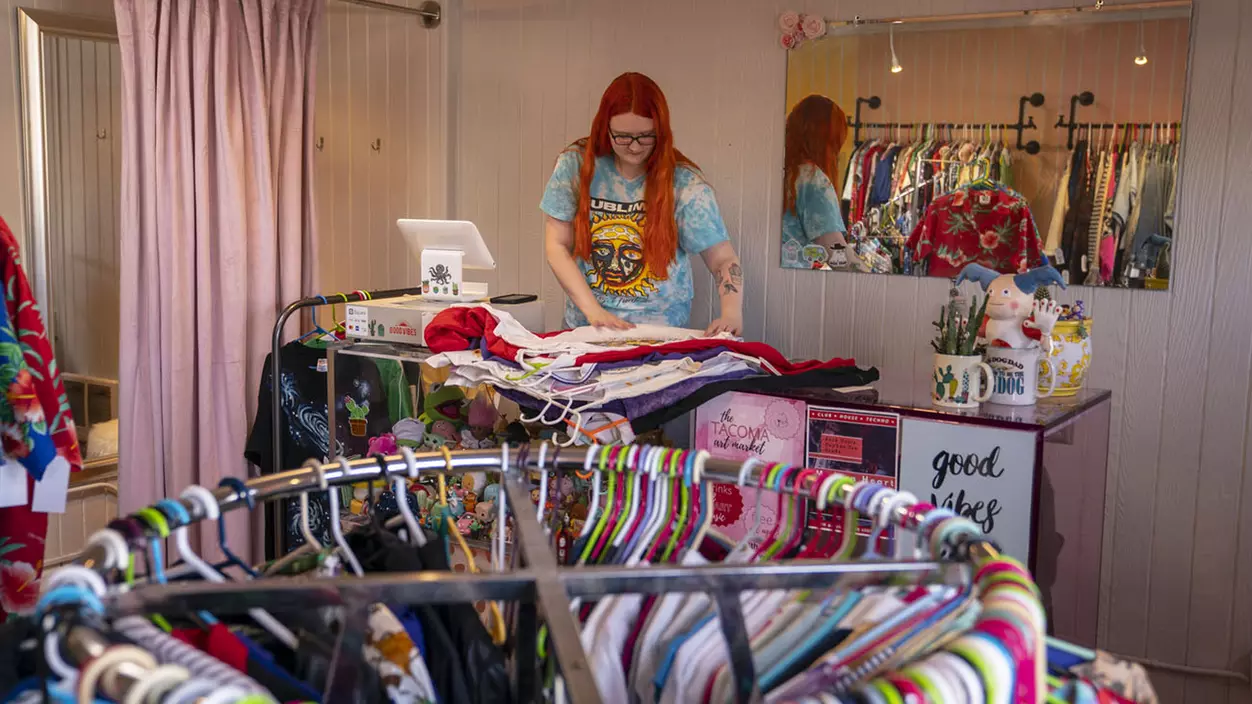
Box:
[535,443,551,529]
[330,457,365,576]
[495,443,510,570]
[686,450,715,554]
[578,444,602,539]
[611,446,645,551]
[862,488,897,558]
[396,447,427,546]
[729,458,767,561]
[879,491,918,559]
[178,486,300,649]
[298,458,325,550]
[84,528,129,572]
[625,447,667,565]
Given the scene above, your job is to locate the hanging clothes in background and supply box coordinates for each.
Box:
[1050,124,1179,286]
[0,217,81,623]
[907,181,1044,278]
[840,125,1021,275]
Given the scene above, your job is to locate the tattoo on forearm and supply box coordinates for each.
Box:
[716,262,743,296]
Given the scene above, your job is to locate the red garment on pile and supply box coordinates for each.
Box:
[907,184,1044,278]
[424,306,856,375]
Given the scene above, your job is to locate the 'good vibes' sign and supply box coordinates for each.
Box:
[898,418,1036,563]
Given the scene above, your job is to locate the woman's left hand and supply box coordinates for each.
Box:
[704,312,743,337]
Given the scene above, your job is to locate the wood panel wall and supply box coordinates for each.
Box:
[452,0,1252,701]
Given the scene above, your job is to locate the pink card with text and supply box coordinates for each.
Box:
[693,392,807,548]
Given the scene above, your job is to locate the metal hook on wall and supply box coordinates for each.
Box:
[316,137,325,151]
[370,138,382,152]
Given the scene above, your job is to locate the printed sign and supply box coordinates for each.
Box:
[899,418,1036,562]
[805,407,900,487]
[693,393,806,548]
[345,304,368,337]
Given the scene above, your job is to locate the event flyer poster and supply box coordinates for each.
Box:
[693,392,806,547]
[804,406,901,488]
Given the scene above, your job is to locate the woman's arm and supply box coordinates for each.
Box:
[544,215,633,329]
[700,241,744,336]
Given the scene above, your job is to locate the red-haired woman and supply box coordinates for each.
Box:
[781,95,854,268]
[541,72,743,335]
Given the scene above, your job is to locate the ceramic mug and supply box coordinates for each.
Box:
[932,354,993,409]
[985,346,1056,406]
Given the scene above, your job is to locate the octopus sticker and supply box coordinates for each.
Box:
[587,199,657,298]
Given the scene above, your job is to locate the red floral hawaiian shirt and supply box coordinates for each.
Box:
[907,184,1044,278]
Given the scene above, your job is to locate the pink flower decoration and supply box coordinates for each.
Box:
[802,14,826,39]
[0,562,39,614]
[781,32,797,49]
[779,11,800,34]
[980,230,1001,250]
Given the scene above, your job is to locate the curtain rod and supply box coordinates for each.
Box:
[333,0,441,28]
[830,0,1190,29]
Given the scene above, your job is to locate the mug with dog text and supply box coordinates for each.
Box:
[985,346,1056,406]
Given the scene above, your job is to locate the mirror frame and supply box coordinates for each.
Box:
[17,8,118,329]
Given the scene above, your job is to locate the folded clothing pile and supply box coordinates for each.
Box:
[424,306,878,439]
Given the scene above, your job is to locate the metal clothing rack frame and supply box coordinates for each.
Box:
[1054,90,1182,149]
[333,0,442,28]
[846,93,1045,153]
[77,445,986,704]
[266,287,421,556]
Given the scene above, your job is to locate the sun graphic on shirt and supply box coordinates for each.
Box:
[587,214,658,298]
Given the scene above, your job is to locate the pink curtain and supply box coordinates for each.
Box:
[115,0,322,560]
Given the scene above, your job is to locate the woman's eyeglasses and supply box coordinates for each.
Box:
[610,132,657,147]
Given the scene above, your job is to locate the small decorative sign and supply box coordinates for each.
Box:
[898,417,1036,562]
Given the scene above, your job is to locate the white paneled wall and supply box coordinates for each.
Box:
[314,0,448,299]
[43,35,122,380]
[451,0,1252,702]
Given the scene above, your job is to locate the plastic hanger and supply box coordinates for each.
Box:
[726,458,765,560]
[619,446,659,562]
[495,442,511,571]
[388,450,427,546]
[609,446,645,555]
[216,477,263,577]
[329,457,365,576]
[535,442,551,526]
[685,451,716,555]
[593,446,638,561]
[294,460,325,551]
[625,447,668,564]
[576,444,603,544]
[577,446,619,566]
[750,463,793,561]
[643,450,686,563]
[773,468,819,559]
[660,450,703,563]
[177,487,300,649]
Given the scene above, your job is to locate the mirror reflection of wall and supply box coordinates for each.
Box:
[781,5,1190,290]
[42,35,122,379]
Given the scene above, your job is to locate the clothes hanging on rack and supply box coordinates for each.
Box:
[1050,129,1179,286]
[907,181,1044,278]
[0,217,81,624]
[837,130,1021,275]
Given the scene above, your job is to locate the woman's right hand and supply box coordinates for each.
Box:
[585,307,635,330]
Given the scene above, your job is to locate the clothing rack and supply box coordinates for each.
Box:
[1052,91,1179,149]
[267,286,421,556]
[845,93,1045,153]
[77,444,989,704]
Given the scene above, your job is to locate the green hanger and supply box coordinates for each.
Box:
[659,451,695,563]
[576,446,617,565]
[601,446,636,555]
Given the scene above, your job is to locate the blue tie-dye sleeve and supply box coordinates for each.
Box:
[797,165,846,240]
[540,150,581,221]
[675,168,730,254]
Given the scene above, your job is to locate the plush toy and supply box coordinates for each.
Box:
[391,418,426,447]
[955,261,1066,349]
[430,420,459,444]
[420,384,466,425]
[475,500,496,524]
[367,433,397,456]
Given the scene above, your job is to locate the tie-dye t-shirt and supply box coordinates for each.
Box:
[541,151,729,328]
[781,163,847,267]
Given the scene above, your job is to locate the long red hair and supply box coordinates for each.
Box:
[570,72,697,279]
[783,95,848,216]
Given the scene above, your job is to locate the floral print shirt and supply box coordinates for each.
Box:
[907,184,1044,278]
[0,217,81,622]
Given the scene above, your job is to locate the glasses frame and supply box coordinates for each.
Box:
[610,131,658,147]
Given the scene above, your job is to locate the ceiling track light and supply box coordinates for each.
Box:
[1135,16,1149,65]
[890,22,903,74]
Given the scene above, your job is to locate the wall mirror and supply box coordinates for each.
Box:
[18,8,121,471]
[780,2,1191,290]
